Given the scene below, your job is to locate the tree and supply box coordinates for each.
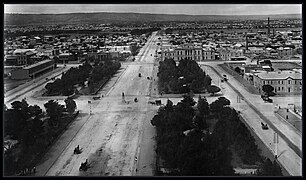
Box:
[262,85,275,96]
[263,60,272,66]
[181,94,196,106]
[257,158,283,176]
[53,56,60,64]
[210,97,231,113]
[234,67,241,74]
[203,75,212,88]
[207,85,221,96]
[197,95,209,117]
[28,105,43,118]
[44,100,65,127]
[193,114,208,130]
[4,108,25,139]
[65,98,77,114]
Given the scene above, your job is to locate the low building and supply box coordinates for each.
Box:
[252,70,302,95]
[277,47,292,57]
[9,49,36,65]
[11,59,55,80]
[59,53,74,63]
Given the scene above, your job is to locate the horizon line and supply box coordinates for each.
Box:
[4,11,302,16]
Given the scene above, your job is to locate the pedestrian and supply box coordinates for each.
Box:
[33,166,36,174]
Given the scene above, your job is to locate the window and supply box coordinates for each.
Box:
[288,80,291,84]
[278,87,280,91]
[282,87,284,90]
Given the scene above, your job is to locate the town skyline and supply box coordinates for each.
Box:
[4,4,302,15]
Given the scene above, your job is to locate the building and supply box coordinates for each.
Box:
[59,53,74,63]
[173,44,203,61]
[219,48,231,60]
[202,48,215,60]
[6,49,36,65]
[252,70,302,95]
[10,59,55,80]
[277,47,292,58]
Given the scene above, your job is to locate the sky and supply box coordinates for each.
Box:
[4,4,302,15]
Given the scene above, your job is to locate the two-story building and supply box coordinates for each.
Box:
[252,70,302,95]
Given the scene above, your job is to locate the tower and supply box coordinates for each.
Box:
[268,17,270,36]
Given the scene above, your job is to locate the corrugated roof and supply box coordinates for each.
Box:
[255,71,302,80]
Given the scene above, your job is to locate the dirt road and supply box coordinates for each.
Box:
[34,32,160,176]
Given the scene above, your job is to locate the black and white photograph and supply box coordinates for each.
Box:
[3,4,302,176]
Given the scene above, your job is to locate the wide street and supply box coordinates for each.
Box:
[30,32,159,176]
[4,31,302,176]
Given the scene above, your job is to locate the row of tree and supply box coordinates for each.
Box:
[151,95,283,176]
[157,58,213,94]
[4,98,77,175]
[45,61,92,96]
[88,61,121,93]
[45,60,121,95]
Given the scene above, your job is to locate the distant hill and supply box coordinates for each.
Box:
[4,12,302,26]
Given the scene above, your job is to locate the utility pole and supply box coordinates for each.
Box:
[88,100,92,115]
[122,92,125,103]
[274,132,279,159]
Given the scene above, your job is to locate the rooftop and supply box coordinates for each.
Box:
[24,59,53,70]
[254,71,302,80]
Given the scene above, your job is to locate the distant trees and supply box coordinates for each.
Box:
[130,27,161,36]
[45,60,121,95]
[164,28,173,34]
[157,58,212,94]
[45,61,92,96]
[88,61,121,93]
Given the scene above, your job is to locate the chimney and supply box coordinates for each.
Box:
[268,17,270,36]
